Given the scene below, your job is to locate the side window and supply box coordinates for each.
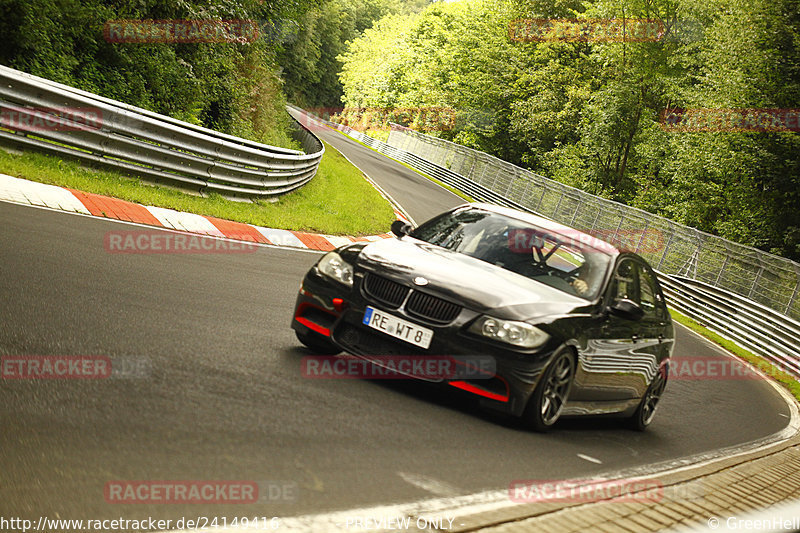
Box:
[611,259,639,304]
[638,265,667,319]
[638,266,658,318]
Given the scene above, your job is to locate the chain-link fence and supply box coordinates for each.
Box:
[388,124,800,321]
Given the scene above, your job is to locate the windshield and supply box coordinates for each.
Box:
[410,207,613,300]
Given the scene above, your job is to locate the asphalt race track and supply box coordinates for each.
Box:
[0,128,793,526]
[301,118,465,224]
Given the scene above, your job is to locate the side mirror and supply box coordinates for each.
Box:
[391,220,412,238]
[608,299,644,321]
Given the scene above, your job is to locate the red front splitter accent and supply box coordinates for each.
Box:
[294,302,333,337]
[448,380,510,403]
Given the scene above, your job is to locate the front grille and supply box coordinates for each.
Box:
[334,324,442,382]
[406,291,461,324]
[363,273,409,309]
[336,324,425,357]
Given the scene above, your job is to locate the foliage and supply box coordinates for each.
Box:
[0,0,323,146]
[279,0,435,108]
[337,0,800,260]
[2,0,797,258]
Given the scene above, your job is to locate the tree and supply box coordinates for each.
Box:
[336,0,800,259]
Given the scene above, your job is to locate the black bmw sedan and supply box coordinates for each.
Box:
[291,203,674,431]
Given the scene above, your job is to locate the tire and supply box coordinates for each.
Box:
[629,368,667,431]
[295,329,341,355]
[521,348,576,432]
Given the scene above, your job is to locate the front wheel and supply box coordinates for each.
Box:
[521,348,575,432]
[629,368,667,431]
[295,329,341,355]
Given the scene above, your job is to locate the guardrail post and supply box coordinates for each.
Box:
[477,160,491,185]
[552,191,565,219]
[570,198,581,226]
[611,214,625,247]
[535,187,547,212]
[587,208,600,232]
[465,155,477,180]
[656,230,675,271]
[748,265,764,299]
[714,254,730,287]
[634,220,650,254]
[519,174,532,204]
[679,249,699,279]
[787,282,799,316]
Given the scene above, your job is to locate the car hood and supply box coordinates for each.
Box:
[355,237,591,322]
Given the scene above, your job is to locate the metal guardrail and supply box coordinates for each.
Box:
[0,66,324,201]
[290,106,527,208]
[299,107,800,378]
[660,275,800,377]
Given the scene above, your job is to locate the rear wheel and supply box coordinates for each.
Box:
[521,348,575,431]
[295,329,341,355]
[629,368,667,431]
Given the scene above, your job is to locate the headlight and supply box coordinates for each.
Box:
[317,252,354,288]
[468,316,549,349]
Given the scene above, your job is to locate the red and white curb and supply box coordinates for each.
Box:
[0,174,409,252]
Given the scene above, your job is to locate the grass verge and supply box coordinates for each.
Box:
[0,141,395,236]
[670,308,800,402]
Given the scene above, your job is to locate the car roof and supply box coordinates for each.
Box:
[459,202,623,256]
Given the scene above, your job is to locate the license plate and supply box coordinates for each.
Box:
[362,306,433,349]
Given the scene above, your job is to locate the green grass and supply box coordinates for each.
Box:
[332,127,475,204]
[669,308,800,402]
[0,141,396,236]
